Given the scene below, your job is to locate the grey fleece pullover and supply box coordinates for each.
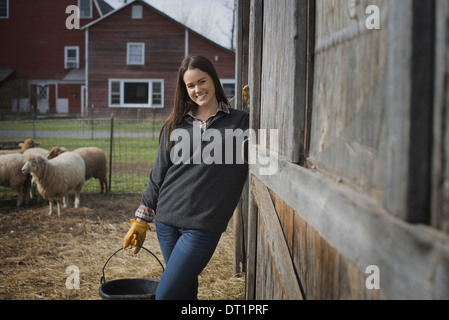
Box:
[138,107,249,234]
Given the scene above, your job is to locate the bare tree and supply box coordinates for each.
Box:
[218,0,236,51]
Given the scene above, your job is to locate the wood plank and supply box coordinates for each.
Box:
[250,151,449,299]
[259,0,298,156]
[233,178,248,275]
[384,0,435,223]
[245,0,263,301]
[431,0,449,234]
[251,175,304,300]
[233,0,250,276]
[268,188,294,255]
[245,179,258,300]
[294,0,315,164]
[248,0,263,131]
[309,0,389,202]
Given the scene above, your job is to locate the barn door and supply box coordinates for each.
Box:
[242,0,449,300]
[37,84,49,114]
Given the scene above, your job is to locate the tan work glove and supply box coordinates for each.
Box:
[242,85,249,103]
[123,219,150,254]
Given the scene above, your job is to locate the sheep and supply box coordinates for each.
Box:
[46,146,67,159]
[0,153,31,206]
[22,146,49,201]
[23,147,49,158]
[0,138,43,155]
[21,152,85,217]
[18,139,42,151]
[48,146,108,194]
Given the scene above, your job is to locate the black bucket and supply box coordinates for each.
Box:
[99,246,164,300]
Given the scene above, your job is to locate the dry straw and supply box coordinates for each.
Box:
[0,193,245,300]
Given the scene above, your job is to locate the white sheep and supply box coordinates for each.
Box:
[48,146,108,194]
[23,147,49,158]
[23,147,49,201]
[21,152,85,217]
[0,153,31,206]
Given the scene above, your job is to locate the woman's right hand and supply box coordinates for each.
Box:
[123,218,150,254]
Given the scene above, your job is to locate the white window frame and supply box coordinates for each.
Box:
[127,43,145,65]
[0,0,9,19]
[64,46,79,69]
[108,79,164,108]
[78,0,92,19]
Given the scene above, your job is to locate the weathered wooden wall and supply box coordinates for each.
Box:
[237,0,449,300]
[310,0,388,202]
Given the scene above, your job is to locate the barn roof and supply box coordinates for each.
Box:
[95,0,114,16]
[82,0,234,55]
[62,69,85,83]
[0,69,14,82]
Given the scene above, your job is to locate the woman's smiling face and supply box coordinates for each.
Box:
[183,68,217,109]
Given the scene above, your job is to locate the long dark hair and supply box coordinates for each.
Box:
[160,55,229,148]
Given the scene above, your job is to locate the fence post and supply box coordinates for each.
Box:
[91,105,95,140]
[32,106,36,139]
[109,113,114,193]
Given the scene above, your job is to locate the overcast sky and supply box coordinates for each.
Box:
[104,0,236,50]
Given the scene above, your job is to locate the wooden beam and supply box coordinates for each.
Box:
[245,183,258,300]
[251,175,304,300]
[234,0,250,277]
[247,0,263,131]
[431,0,449,233]
[245,0,264,300]
[384,0,435,223]
[294,0,315,164]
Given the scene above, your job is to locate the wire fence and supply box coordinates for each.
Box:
[0,116,164,196]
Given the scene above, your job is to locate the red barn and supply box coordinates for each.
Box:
[0,0,113,114]
[0,0,235,116]
[83,0,235,116]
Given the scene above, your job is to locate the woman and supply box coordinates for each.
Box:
[123,55,249,300]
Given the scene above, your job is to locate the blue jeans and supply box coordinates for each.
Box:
[155,221,222,300]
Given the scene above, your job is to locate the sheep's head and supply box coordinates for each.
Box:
[47,146,67,159]
[22,156,45,175]
[18,139,41,152]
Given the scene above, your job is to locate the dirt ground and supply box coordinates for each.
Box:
[0,192,245,300]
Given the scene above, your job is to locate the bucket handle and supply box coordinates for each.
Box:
[101,246,165,284]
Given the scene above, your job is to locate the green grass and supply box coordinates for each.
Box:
[0,118,165,133]
[0,119,161,194]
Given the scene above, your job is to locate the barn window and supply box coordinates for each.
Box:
[109,79,164,108]
[0,0,8,18]
[132,5,143,19]
[64,46,79,69]
[110,81,121,105]
[78,0,92,19]
[124,82,149,104]
[127,43,145,65]
[152,81,162,105]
